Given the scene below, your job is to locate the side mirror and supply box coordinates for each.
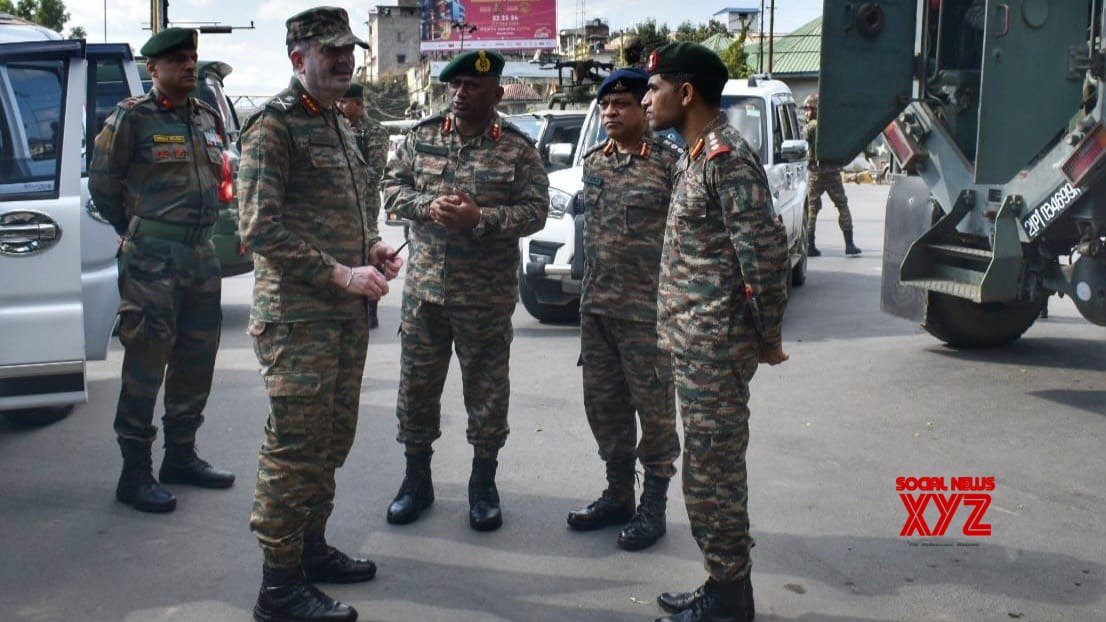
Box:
[778,139,808,163]
[548,142,574,167]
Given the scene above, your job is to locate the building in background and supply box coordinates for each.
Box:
[420,0,557,52]
[713,6,762,34]
[368,0,423,81]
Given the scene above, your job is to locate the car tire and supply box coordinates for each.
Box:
[2,405,74,427]
[518,268,580,324]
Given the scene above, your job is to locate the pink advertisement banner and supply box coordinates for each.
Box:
[420,0,558,51]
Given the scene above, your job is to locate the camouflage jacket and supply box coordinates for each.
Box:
[381,114,549,306]
[89,87,224,236]
[658,114,789,360]
[804,119,840,174]
[344,112,390,219]
[580,132,682,323]
[237,78,381,322]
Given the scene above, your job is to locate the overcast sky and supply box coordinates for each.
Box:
[68,0,823,96]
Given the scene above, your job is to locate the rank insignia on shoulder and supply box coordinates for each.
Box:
[300,93,322,116]
[706,133,732,160]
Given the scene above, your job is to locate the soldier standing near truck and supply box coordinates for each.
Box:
[565,68,683,552]
[803,93,861,257]
[90,27,235,515]
[643,42,790,622]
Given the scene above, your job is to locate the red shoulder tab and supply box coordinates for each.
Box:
[707,144,732,160]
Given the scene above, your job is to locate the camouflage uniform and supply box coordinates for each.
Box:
[344,110,390,324]
[658,114,789,583]
[381,114,549,456]
[804,117,853,236]
[89,86,225,446]
[239,78,381,569]
[580,132,682,480]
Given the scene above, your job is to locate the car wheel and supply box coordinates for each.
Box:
[518,268,580,324]
[2,405,74,427]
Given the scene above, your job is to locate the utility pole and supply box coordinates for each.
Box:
[758,0,764,72]
[768,0,775,74]
[151,0,168,34]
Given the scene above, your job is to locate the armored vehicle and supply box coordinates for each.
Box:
[818,0,1106,346]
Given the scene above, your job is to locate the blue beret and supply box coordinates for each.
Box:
[597,68,649,100]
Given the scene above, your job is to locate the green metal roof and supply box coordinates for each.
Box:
[701,32,737,54]
[745,16,821,76]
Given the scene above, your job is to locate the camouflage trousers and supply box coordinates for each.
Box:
[580,313,679,479]
[806,171,853,236]
[673,350,760,583]
[396,297,514,456]
[114,236,221,445]
[249,317,369,568]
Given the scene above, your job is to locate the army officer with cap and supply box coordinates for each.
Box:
[239,7,402,622]
[643,42,791,622]
[90,27,235,515]
[381,49,548,533]
[566,68,683,552]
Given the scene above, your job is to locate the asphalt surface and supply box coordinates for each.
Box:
[1,183,1104,622]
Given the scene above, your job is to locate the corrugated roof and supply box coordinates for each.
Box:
[745,16,821,76]
[701,32,737,54]
[502,83,542,101]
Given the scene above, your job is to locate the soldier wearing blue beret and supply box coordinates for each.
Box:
[645,41,791,622]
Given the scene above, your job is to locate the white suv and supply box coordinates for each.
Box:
[518,77,810,323]
[0,16,142,424]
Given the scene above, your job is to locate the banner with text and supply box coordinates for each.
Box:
[420,0,557,52]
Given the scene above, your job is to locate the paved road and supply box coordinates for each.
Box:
[2,183,1104,622]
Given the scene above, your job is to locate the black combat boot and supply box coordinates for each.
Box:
[302,531,377,584]
[618,474,669,550]
[253,565,357,622]
[566,459,635,530]
[654,577,750,622]
[116,439,176,513]
[386,451,434,525]
[469,456,503,531]
[159,443,236,488]
[844,231,861,256]
[807,233,821,257]
[658,575,755,620]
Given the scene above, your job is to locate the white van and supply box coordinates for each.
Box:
[0,15,142,424]
[518,76,810,323]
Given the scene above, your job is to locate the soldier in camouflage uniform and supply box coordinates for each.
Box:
[89,27,235,515]
[338,82,391,329]
[643,43,791,622]
[565,69,683,552]
[238,8,403,622]
[381,49,549,532]
[803,92,861,257]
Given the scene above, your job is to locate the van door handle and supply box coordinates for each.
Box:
[0,221,61,255]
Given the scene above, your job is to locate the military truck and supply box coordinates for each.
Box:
[818,0,1106,346]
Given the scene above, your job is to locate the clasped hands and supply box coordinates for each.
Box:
[429,188,481,230]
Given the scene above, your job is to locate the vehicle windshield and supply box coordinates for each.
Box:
[506,114,542,142]
[721,95,766,162]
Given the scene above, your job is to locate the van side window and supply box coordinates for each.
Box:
[86,58,128,175]
[1,60,66,200]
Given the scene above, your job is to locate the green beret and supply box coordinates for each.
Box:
[140,28,198,58]
[646,41,728,81]
[439,50,505,82]
[286,6,368,49]
[342,83,364,99]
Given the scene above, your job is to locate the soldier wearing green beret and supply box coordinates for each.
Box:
[381,48,549,532]
[643,41,791,622]
[338,82,391,329]
[90,27,235,516]
[239,7,403,621]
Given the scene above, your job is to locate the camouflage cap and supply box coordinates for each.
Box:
[285,6,368,49]
[646,41,728,82]
[439,50,505,82]
[140,27,198,58]
[342,82,364,99]
[597,68,649,100]
[803,92,819,108]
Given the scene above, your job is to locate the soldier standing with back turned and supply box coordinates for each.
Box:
[381,49,549,532]
[338,82,390,329]
[643,42,791,622]
[238,8,402,621]
[90,27,235,515]
[565,68,683,551]
[803,92,861,257]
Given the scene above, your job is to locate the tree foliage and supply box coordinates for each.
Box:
[67,24,85,39]
[629,19,671,60]
[361,78,411,122]
[674,19,730,44]
[0,0,72,33]
[720,21,752,79]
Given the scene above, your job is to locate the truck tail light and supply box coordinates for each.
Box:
[1061,123,1106,187]
[883,119,927,173]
